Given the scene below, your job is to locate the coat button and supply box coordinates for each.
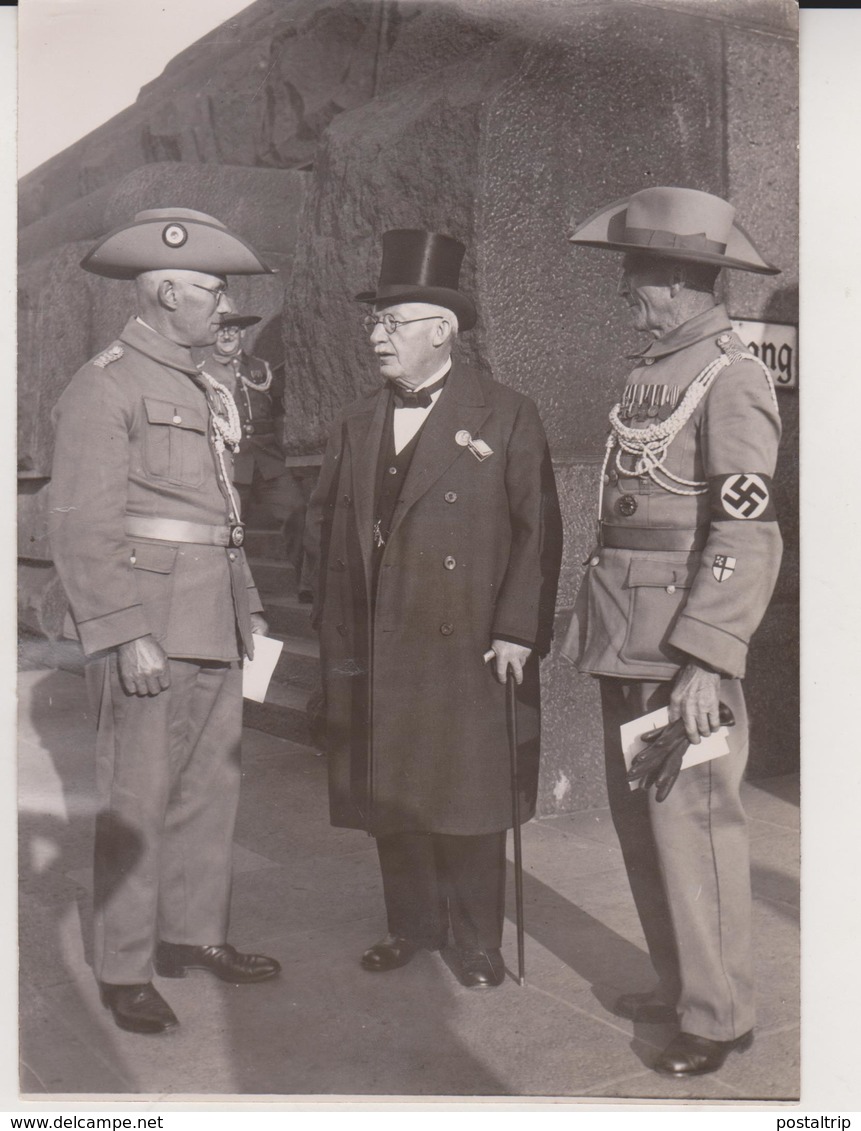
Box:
[440,623,453,636]
[590,556,600,567]
[342,494,351,506]
[228,551,237,562]
[666,584,676,594]
[388,466,398,475]
[444,491,457,503]
[643,357,655,366]
[444,556,456,570]
[172,414,182,424]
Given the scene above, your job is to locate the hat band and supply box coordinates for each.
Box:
[624,226,727,255]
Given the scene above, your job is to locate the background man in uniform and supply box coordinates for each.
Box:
[306,229,562,989]
[49,208,282,1035]
[562,187,783,1076]
[204,305,311,600]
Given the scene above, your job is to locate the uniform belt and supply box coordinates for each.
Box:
[125,515,233,547]
[599,524,708,552]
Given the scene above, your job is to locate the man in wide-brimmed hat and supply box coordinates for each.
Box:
[306,229,562,988]
[562,187,783,1076]
[50,208,282,1034]
[204,304,311,599]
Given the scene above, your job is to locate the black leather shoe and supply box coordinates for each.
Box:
[613,990,678,1024]
[360,934,423,972]
[458,948,506,989]
[155,941,281,984]
[100,982,179,1035]
[654,1030,754,1076]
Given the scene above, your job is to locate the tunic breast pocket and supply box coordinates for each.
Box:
[142,398,209,488]
[620,554,699,666]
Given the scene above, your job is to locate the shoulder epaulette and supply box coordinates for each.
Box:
[715,333,779,411]
[92,342,124,369]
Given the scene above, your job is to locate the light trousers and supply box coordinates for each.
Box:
[86,655,243,985]
[600,676,754,1040]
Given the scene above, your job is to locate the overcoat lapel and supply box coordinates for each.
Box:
[346,390,389,576]
[389,362,490,540]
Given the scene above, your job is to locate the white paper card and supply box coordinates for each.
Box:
[620,707,730,791]
[242,634,284,702]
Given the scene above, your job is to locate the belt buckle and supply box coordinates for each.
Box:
[228,523,245,548]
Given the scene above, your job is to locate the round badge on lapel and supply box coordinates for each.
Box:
[162,223,188,248]
[455,430,471,447]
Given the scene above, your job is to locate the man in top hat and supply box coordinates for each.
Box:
[203,304,311,599]
[305,229,562,988]
[562,187,783,1076]
[49,208,282,1035]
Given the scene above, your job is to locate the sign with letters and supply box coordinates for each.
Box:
[730,319,797,389]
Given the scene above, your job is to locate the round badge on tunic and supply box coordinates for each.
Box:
[616,494,638,517]
[162,223,188,248]
[455,430,472,447]
[230,526,245,547]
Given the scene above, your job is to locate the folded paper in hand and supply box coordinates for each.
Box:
[242,634,284,702]
[620,707,730,792]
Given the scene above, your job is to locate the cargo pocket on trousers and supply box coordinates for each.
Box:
[130,541,179,644]
[619,554,699,667]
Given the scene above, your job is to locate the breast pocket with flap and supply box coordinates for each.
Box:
[142,398,209,488]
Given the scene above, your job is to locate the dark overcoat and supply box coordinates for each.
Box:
[305,360,562,837]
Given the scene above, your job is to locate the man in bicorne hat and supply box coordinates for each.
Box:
[203,305,311,597]
[562,187,783,1076]
[305,230,562,988]
[50,208,282,1034]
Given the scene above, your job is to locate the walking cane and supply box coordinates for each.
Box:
[506,669,526,987]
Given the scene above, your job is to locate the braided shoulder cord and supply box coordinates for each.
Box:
[198,367,243,526]
[602,340,781,502]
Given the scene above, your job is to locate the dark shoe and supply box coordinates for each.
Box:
[360,934,423,972]
[654,1030,754,1077]
[613,990,678,1024]
[155,941,281,984]
[458,948,506,989]
[100,982,178,1035]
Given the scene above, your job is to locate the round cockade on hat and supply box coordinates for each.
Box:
[569,186,780,275]
[80,207,276,279]
[162,223,188,248]
[355,229,477,331]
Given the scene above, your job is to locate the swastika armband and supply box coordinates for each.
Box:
[709,473,777,521]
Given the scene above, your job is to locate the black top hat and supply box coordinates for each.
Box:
[355,230,477,331]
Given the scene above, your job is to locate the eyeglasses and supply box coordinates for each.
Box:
[362,314,442,335]
[191,282,228,302]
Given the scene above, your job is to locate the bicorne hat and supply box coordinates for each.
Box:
[80,207,275,279]
[355,229,477,330]
[569,187,779,275]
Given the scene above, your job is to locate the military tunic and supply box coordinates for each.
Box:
[562,303,783,1042]
[49,317,264,985]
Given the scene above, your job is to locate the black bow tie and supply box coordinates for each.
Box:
[390,373,448,408]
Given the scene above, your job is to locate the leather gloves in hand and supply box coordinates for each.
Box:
[627,703,735,802]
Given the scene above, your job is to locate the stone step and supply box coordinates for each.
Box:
[260,594,317,640]
[244,528,285,560]
[242,681,319,748]
[248,556,295,596]
[272,633,320,691]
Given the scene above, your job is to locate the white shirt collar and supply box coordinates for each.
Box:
[409,357,452,392]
